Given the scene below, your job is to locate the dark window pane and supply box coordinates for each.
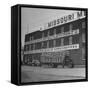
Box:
[72,35,79,44]
[82,33,85,43]
[69,24,73,30]
[82,21,85,29]
[29,44,31,50]
[31,44,34,50]
[35,42,42,49]
[42,41,47,48]
[82,45,85,60]
[64,24,69,32]
[49,29,54,36]
[24,45,29,51]
[61,27,64,33]
[43,30,48,37]
[25,35,30,42]
[69,36,72,45]
[72,21,79,30]
[49,40,54,48]
[61,38,64,46]
[24,45,26,51]
[34,31,42,40]
[56,38,61,47]
[56,26,61,34]
[64,37,69,45]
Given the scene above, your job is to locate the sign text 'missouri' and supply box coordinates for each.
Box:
[47,11,85,29]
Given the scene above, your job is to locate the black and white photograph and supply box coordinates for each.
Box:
[20,6,87,83]
[0,0,90,89]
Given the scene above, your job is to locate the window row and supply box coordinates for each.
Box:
[25,21,85,42]
[24,35,79,51]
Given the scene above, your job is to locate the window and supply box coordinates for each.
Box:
[69,24,73,31]
[69,36,72,45]
[53,39,56,47]
[56,38,61,47]
[64,24,69,32]
[25,35,30,42]
[24,55,28,62]
[33,43,35,50]
[42,41,47,48]
[30,36,33,41]
[29,54,32,61]
[61,27,64,34]
[29,37,31,41]
[56,26,61,34]
[24,45,26,51]
[31,36,33,40]
[43,30,48,37]
[72,35,79,44]
[82,47,85,60]
[49,40,54,48]
[82,33,85,43]
[35,42,42,49]
[61,38,64,46]
[27,45,29,51]
[49,29,54,36]
[24,45,29,51]
[64,37,69,45]
[31,44,34,50]
[82,21,85,29]
[54,29,56,35]
[34,31,42,40]
[72,21,79,30]
[29,44,31,50]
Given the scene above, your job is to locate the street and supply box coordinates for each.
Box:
[21,65,85,83]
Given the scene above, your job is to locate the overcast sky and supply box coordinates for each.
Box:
[21,7,78,47]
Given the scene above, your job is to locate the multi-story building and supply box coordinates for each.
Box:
[23,11,86,67]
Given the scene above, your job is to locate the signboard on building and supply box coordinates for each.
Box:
[42,11,85,30]
[24,44,79,54]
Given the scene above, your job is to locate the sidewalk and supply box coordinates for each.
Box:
[22,66,85,77]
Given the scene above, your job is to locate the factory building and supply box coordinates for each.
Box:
[23,11,86,67]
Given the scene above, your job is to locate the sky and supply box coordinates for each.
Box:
[21,7,78,47]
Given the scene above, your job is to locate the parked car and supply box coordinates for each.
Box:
[31,60,41,66]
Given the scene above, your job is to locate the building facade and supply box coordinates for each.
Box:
[23,11,86,66]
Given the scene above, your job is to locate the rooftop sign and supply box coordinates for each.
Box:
[45,11,86,30]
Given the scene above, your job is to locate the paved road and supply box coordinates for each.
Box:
[21,65,85,83]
